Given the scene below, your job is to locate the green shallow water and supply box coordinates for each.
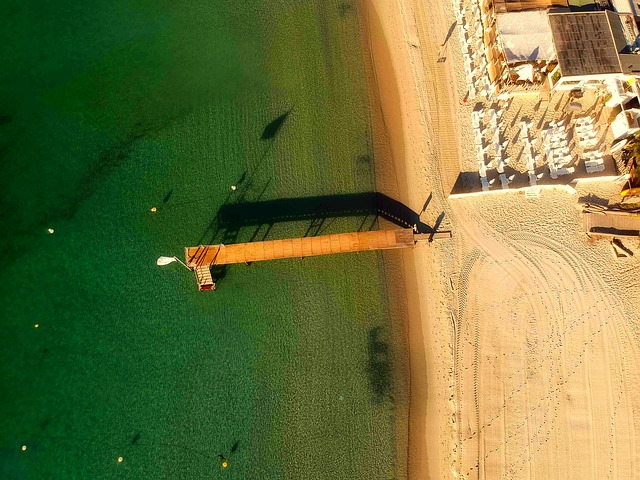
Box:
[0,1,406,478]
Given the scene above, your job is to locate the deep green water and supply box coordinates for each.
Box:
[0,1,405,478]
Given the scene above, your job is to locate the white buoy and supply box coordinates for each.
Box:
[47,228,55,234]
[117,456,123,463]
[21,445,27,451]
[231,185,237,191]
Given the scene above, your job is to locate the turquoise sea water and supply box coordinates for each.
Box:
[0,1,405,478]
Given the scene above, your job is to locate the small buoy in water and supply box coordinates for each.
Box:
[34,324,39,329]
[150,207,157,213]
[47,228,55,234]
[117,456,123,463]
[230,185,237,191]
[217,454,229,469]
[21,445,27,451]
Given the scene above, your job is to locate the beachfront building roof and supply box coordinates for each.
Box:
[548,10,640,89]
[496,11,556,64]
[494,0,568,13]
[610,0,638,15]
[610,107,640,140]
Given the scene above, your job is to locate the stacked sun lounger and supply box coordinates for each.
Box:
[574,116,599,148]
[499,173,509,189]
[520,119,537,186]
[584,150,605,173]
[541,119,572,179]
[472,109,489,191]
[488,110,501,163]
[487,109,509,190]
[458,4,476,98]
[457,0,494,100]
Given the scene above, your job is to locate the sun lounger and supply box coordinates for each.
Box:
[499,173,509,189]
[585,163,605,174]
[575,123,595,133]
[575,116,594,127]
[556,167,575,176]
[526,157,536,171]
[580,138,598,148]
[578,130,597,139]
[478,161,487,177]
[584,157,605,173]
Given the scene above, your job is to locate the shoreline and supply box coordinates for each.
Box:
[357,1,432,479]
[358,0,640,477]
[357,0,461,478]
[355,2,411,479]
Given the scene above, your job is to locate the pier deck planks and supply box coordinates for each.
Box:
[185,228,416,268]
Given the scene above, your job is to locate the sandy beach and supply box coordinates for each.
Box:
[360,0,461,477]
[361,0,640,478]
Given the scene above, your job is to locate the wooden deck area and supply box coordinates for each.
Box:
[583,211,640,238]
[185,228,416,268]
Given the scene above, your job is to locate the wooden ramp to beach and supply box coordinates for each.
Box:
[582,211,640,238]
[185,228,416,270]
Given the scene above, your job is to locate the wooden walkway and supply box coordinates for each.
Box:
[185,228,417,268]
[583,211,640,238]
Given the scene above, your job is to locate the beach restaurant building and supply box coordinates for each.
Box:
[548,10,640,92]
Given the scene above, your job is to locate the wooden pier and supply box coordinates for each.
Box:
[185,228,450,290]
[186,228,415,268]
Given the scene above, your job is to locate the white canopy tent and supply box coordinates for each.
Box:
[496,11,555,64]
